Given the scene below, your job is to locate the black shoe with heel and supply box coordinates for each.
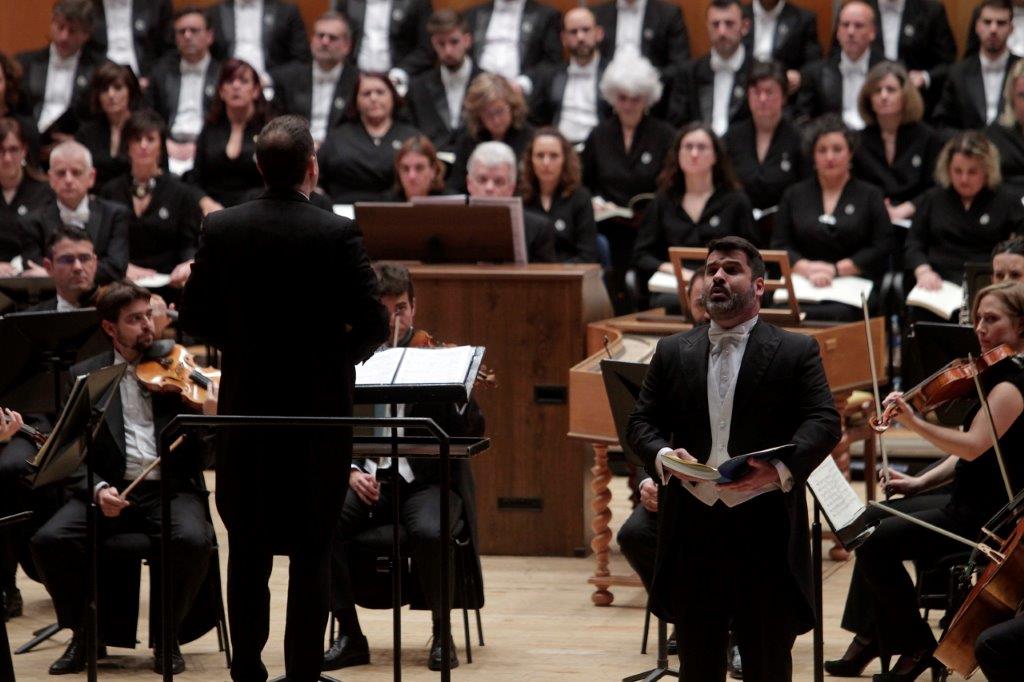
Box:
[826,635,879,677]
[872,649,943,682]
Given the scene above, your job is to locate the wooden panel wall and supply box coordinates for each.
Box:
[0,1,974,62]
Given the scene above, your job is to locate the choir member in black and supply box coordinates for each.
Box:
[447,73,533,193]
[741,0,820,93]
[100,110,201,296]
[827,280,1024,681]
[30,281,214,675]
[391,134,448,201]
[797,1,883,130]
[465,141,556,263]
[270,11,357,147]
[318,72,420,203]
[0,117,53,273]
[406,10,481,159]
[464,0,562,82]
[35,225,97,311]
[966,0,1024,57]
[591,0,689,75]
[17,0,99,146]
[633,122,755,311]
[581,53,673,310]
[934,0,1019,133]
[18,140,128,283]
[334,0,435,82]
[208,0,311,86]
[853,61,942,225]
[724,59,804,244]
[771,115,892,321]
[87,0,173,82]
[323,262,484,672]
[74,62,141,188]
[0,53,40,166]
[906,131,1024,316]
[993,236,1024,283]
[667,0,751,134]
[987,59,1024,199]
[192,58,267,208]
[520,127,598,263]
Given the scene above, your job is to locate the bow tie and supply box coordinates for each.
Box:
[708,328,745,356]
[181,62,205,76]
[839,62,866,78]
[983,60,1005,74]
[710,53,739,74]
[60,206,89,227]
[567,63,592,78]
[315,72,336,85]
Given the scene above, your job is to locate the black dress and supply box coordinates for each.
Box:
[191,118,264,208]
[99,173,202,274]
[986,122,1024,201]
[446,123,535,193]
[852,122,942,207]
[523,187,598,263]
[318,120,421,203]
[581,114,676,208]
[905,186,1024,283]
[723,117,805,212]
[0,176,52,261]
[75,118,130,188]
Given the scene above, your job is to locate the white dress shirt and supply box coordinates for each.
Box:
[479,0,525,80]
[38,44,81,133]
[58,196,90,227]
[358,403,416,483]
[440,57,474,130]
[980,50,1010,125]
[752,0,785,61]
[878,0,904,62]
[116,353,160,481]
[310,62,343,144]
[103,0,140,74]
[614,0,647,60]
[839,50,870,130]
[358,0,394,73]
[56,295,79,311]
[233,0,267,80]
[656,316,793,508]
[171,53,211,141]
[1011,8,1024,57]
[558,56,600,144]
[710,44,745,137]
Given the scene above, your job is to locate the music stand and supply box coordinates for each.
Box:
[963,262,993,311]
[600,360,678,682]
[904,322,981,426]
[0,276,55,314]
[26,363,126,682]
[354,202,524,263]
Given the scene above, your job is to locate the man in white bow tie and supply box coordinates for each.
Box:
[627,236,841,681]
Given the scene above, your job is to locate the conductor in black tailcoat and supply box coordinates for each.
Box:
[626,236,841,682]
[178,115,389,682]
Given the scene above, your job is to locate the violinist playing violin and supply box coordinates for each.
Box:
[30,280,213,676]
[324,263,485,674]
[827,280,1024,681]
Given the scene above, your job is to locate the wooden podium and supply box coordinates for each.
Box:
[408,263,613,555]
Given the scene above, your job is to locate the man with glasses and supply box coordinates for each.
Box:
[31,225,98,311]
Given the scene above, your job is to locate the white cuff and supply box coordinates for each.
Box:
[772,459,794,492]
[638,476,653,494]
[655,447,673,485]
[920,70,931,89]
[93,481,109,502]
[516,75,533,97]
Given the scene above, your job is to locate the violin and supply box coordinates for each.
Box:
[406,329,497,388]
[136,340,221,411]
[19,423,47,447]
[870,344,1017,433]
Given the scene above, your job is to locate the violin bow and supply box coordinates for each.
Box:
[861,293,892,499]
[118,435,186,500]
[968,353,1015,504]
[868,500,1006,563]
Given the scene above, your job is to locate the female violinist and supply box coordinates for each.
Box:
[827,280,1024,681]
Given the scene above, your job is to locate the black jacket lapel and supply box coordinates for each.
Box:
[219,2,236,53]
[731,320,781,419]
[965,57,986,124]
[428,69,452,131]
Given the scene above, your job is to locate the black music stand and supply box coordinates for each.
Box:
[0,511,32,681]
[26,363,126,682]
[0,276,55,314]
[903,321,981,427]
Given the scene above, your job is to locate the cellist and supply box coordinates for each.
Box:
[827,280,1024,681]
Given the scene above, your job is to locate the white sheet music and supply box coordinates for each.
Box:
[906,280,963,319]
[807,457,865,531]
[774,274,873,308]
[394,346,476,385]
[355,347,404,385]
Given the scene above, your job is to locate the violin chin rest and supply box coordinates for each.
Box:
[146,338,177,358]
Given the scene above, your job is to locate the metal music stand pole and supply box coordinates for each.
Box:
[622,611,677,681]
[813,501,824,682]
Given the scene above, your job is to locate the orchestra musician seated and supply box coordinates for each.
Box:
[30,280,214,675]
[826,280,1024,681]
[0,406,35,621]
[992,236,1024,284]
[323,263,484,673]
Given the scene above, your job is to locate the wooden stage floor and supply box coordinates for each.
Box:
[6,473,977,681]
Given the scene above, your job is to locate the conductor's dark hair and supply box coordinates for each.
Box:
[45,224,93,259]
[706,236,766,280]
[375,262,415,302]
[255,115,314,190]
[96,280,151,323]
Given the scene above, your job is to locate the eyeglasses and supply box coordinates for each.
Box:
[53,253,96,266]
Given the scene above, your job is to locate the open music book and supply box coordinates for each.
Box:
[647,270,679,294]
[354,345,485,404]
[773,274,873,309]
[806,456,875,550]
[662,444,795,483]
[906,280,962,320]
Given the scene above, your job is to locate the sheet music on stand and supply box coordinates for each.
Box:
[354,345,485,404]
[806,456,876,550]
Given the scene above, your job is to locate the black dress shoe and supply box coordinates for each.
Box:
[872,649,942,682]
[322,634,370,671]
[2,587,22,620]
[154,641,186,675]
[728,644,743,679]
[428,635,459,671]
[666,629,677,656]
[825,635,879,677]
[48,634,106,675]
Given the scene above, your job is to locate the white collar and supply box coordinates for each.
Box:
[442,57,473,82]
[980,50,1011,71]
[56,294,78,310]
[840,49,871,71]
[753,0,785,21]
[313,61,343,82]
[711,44,746,73]
[568,55,599,76]
[709,314,759,339]
[48,43,81,69]
[180,52,211,75]
[878,0,904,12]
[58,195,90,216]
[617,0,645,14]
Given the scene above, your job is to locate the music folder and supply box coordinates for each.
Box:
[353,345,486,405]
[806,456,876,550]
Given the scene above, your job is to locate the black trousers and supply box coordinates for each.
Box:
[668,492,800,682]
[331,479,463,622]
[976,612,1024,681]
[0,438,36,591]
[29,482,211,637]
[616,504,657,592]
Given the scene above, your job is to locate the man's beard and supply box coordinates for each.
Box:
[702,283,755,318]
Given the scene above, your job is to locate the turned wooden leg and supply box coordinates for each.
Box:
[590,442,614,606]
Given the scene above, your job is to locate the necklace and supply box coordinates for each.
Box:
[131,176,156,199]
